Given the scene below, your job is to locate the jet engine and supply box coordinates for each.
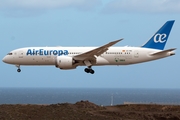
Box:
[55,56,76,69]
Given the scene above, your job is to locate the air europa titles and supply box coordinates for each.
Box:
[26,49,68,56]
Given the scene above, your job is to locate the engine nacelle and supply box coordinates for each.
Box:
[55,56,76,69]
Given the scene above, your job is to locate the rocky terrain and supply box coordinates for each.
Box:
[0,100,180,120]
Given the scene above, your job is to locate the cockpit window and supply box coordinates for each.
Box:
[7,53,13,55]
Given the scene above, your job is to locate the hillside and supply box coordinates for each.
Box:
[0,100,180,120]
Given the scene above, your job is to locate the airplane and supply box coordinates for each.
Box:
[2,20,176,74]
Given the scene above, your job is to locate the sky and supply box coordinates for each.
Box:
[0,0,180,88]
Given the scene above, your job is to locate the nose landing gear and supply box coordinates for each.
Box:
[16,65,21,72]
[17,69,21,72]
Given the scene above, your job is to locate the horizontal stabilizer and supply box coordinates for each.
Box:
[150,48,176,56]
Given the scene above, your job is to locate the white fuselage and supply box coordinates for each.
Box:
[3,46,174,67]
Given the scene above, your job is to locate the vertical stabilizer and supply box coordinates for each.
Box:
[142,20,175,50]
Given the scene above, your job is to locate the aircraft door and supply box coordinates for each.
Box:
[18,51,24,58]
[134,50,139,58]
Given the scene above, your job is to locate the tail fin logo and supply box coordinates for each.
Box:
[154,33,167,43]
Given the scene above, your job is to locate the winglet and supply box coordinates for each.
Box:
[110,38,123,45]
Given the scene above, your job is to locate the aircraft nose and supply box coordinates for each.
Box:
[2,55,14,64]
[2,56,8,63]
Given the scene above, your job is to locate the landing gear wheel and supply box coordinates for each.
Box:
[17,69,21,72]
[89,69,95,74]
[84,68,95,74]
[84,68,90,73]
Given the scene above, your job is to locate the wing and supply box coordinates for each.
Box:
[73,38,123,61]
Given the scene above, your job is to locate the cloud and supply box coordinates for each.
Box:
[0,0,102,17]
[103,0,180,14]
[0,0,102,10]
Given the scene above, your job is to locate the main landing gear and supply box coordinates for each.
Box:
[17,69,21,72]
[84,66,95,74]
[16,65,21,72]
